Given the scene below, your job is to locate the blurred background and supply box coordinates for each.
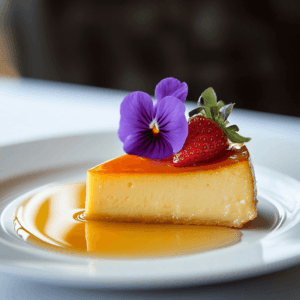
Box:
[1,0,300,116]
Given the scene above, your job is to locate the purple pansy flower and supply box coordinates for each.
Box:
[118,77,188,159]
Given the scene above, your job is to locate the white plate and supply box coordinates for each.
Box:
[1,132,300,289]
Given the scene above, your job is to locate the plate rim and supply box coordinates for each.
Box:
[1,133,300,289]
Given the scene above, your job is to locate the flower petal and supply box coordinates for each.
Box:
[156,96,188,153]
[123,131,173,159]
[118,91,154,142]
[155,77,188,103]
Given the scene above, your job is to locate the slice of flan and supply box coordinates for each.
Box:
[85,144,257,228]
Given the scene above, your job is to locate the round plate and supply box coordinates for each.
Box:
[1,132,300,289]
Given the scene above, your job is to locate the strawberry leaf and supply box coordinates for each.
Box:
[198,87,217,108]
[220,103,234,121]
[210,106,219,121]
[211,105,219,115]
[189,107,203,117]
[226,124,239,132]
[224,128,251,143]
[217,100,225,108]
[203,106,212,119]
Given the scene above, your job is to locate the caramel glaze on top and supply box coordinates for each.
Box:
[92,144,249,174]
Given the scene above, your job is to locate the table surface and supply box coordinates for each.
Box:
[1,78,300,299]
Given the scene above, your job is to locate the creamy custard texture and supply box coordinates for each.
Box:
[86,145,257,227]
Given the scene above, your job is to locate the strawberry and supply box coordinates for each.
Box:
[173,87,250,167]
[173,116,229,166]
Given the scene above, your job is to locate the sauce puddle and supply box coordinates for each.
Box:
[13,182,242,258]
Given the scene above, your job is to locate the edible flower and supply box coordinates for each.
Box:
[118,77,188,159]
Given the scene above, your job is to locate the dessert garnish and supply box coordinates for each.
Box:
[118,80,251,167]
[87,85,257,227]
[173,87,251,167]
[118,77,188,159]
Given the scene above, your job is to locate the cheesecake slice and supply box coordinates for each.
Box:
[86,144,257,228]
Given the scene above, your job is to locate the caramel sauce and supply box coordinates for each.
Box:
[92,144,249,174]
[14,182,242,258]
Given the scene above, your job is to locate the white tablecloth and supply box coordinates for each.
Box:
[1,78,300,299]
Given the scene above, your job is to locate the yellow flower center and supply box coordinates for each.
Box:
[149,120,159,135]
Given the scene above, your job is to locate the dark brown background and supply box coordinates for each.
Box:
[8,0,300,116]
